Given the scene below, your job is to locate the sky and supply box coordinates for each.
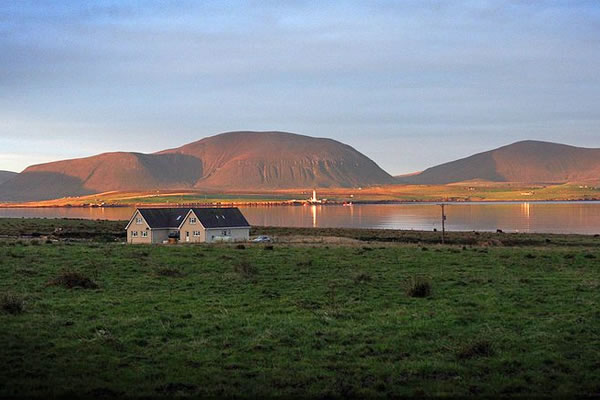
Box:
[1,0,600,175]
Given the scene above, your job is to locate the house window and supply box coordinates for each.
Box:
[221,230,230,236]
[132,231,138,237]
[136,217,143,224]
[193,231,201,237]
[141,231,148,238]
[190,217,197,224]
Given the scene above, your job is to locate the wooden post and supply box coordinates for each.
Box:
[440,203,446,244]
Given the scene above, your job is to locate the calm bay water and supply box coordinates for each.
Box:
[1,202,600,234]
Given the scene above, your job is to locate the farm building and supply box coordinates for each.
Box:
[125,207,250,244]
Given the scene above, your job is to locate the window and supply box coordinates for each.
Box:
[221,230,230,236]
[131,231,138,237]
[190,217,197,224]
[141,231,148,238]
[136,217,143,224]
[193,231,201,237]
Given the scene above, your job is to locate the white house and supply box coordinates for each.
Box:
[125,207,251,244]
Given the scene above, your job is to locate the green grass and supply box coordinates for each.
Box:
[1,233,599,396]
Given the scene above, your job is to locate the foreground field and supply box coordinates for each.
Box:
[0,220,599,397]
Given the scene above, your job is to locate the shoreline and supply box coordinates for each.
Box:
[1,218,600,243]
[3,198,600,208]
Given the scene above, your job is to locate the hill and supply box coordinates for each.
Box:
[400,140,600,185]
[0,131,393,201]
[0,171,16,185]
[158,131,393,189]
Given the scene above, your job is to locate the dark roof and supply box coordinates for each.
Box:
[191,207,250,228]
[137,208,190,229]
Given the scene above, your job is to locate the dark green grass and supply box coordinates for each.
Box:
[0,239,599,397]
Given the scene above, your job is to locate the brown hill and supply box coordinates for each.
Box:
[401,140,600,185]
[0,131,393,201]
[158,131,393,189]
[0,171,17,185]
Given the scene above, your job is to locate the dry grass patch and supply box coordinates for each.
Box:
[406,276,432,298]
[156,267,184,277]
[353,272,372,284]
[458,339,495,360]
[1,293,25,315]
[234,260,258,279]
[47,270,98,289]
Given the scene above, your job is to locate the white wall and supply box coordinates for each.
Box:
[205,227,250,243]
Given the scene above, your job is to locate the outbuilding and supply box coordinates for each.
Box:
[125,207,250,244]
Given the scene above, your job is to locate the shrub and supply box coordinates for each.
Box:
[458,339,495,360]
[353,272,372,284]
[15,267,37,276]
[156,267,183,277]
[235,244,246,250]
[47,270,98,289]
[406,276,432,298]
[1,293,25,315]
[264,245,274,251]
[234,261,258,279]
[296,259,313,267]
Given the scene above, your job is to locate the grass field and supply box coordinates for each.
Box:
[0,219,599,397]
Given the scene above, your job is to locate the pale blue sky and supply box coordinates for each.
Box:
[1,0,599,174]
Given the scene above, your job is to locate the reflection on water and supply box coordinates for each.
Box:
[1,202,600,234]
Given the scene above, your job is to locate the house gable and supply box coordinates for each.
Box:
[125,209,150,231]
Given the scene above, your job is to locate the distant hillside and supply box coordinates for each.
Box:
[401,141,600,185]
[159,131,393,189]
[0,131,393,201]
[0,171,17,185]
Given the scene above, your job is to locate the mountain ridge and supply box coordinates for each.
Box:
[0,171,17,185]
[400,140,600,185]
[0,131,394,201]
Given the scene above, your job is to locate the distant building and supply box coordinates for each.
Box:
[125,207,250,244]
[308,189,323,204]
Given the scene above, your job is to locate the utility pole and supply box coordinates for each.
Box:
[440,203,446,244]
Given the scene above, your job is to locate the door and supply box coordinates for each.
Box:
[186,231,190,242]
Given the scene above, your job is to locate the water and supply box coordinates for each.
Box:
[1,202,600,234]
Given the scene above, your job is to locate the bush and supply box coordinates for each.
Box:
[15,268,37,276]
[235,244,246,250]
[264,245,274,251]
[406,276,432,298]
[353,272,372,284]
[458,339,495,360]
[234,261,258,279]
[156,267,183,277]
[297,259,313,267]
[1,293,25,315]
[47,270,98,289]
